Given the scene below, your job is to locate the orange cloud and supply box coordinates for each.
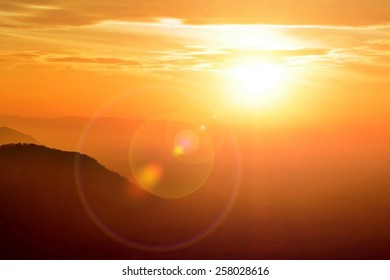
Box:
[47,56,140,65]
[0,0,389,28]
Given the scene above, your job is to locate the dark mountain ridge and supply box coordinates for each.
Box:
[1,144,390,259]
[0,144,151,259]
[0,144,236,259]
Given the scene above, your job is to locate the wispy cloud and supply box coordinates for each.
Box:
[0,47,331,71]
[0,0,389,29]
[1,17,390,79]
[47,56,139,65]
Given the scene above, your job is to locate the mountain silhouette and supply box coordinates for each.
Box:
[0,144,233,259]
[0,143,162,259]
[0,127,38,146]
[1,144,390,260]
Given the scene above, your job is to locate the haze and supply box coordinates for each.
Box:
[1,0,390,259]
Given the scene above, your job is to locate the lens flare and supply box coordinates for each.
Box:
[75,88,241,252]
[167,105,226,161]
[173,129,199,156]
[137,162,163,188]
[165,113,217,165]
[129,114,214,199]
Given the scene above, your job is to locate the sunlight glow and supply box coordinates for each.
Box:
[215,25,298,50]
[227,62,287,109]
[157,18,183,25]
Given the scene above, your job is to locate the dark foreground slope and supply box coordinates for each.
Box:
[0,144,236,259]
[1,143,390,259]
[0,144,157,259]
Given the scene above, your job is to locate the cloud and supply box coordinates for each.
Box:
[47,56,139,65]
[0,43,386,74]
[0,0,389,28]
[1,22,389,78]
[0,47,330,72]
[0,51,42,63]
[191,48,329,60]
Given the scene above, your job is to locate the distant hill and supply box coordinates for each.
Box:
[0,127,38,145]
[0,116,143,176]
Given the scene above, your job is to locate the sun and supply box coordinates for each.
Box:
[227,61,287,109]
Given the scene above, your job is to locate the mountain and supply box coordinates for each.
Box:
[0,127,38,145]
[0,116,142,176]
[1,144,390,260]
[0,144,235,259]
[0,144,158,259]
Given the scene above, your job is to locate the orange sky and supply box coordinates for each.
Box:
[1,0,390,126]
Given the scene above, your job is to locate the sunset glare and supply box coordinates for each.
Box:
[228,62,287,108]
[1,0,390,261]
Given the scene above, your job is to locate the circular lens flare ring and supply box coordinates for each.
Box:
[173,129,199,156]
[129,114,214,199]
[165,112,218,165]
[74,87,242,252]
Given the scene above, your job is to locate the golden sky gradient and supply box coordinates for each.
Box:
[1,0,390,126]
